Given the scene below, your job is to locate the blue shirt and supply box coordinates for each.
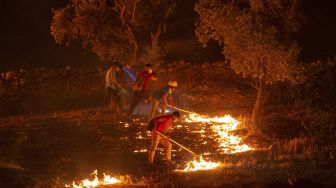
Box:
[152,86,172,101]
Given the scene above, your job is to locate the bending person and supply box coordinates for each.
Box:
[148,111,181,164]
[149,80,177,121]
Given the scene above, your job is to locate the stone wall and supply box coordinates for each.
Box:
[0,62,254,117]
[0,67,105,116]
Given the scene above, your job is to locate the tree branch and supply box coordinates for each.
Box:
[131,0,140,23]
[150,25,161,49]
[114,0,126,25]
[127,25,138,63]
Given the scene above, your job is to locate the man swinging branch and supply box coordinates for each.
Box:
[148,111,181,164]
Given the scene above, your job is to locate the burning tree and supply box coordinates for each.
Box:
[51,0,176,64]
[195,0,303,128]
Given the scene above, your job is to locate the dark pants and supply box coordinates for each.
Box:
[104,87,122,109]
[128,90,150,115]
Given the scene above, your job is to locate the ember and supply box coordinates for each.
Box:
[65,170,122,188]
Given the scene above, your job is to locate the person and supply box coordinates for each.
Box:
[104,62,123,113]
[149,80,177,121]
[128,64,157,115]
[148,111,180,164]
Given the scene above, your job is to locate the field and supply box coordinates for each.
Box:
[0,107,335,188]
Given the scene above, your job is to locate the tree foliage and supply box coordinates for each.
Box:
[51,0,176,64]
[296,59,336,143]
[195,0,303,126]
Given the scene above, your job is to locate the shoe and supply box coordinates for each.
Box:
[145,162,155,171]
[163,160,176,169]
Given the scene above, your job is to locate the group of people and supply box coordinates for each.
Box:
[104,62,181,165]
[104,62,177,121]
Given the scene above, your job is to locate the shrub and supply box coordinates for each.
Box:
[296,59,336,143]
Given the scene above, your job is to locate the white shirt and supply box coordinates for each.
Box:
[105,68,118,89]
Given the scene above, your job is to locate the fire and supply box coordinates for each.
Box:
[186,113,239,130]
[176,156,221,172]
[134,149,147,153]
[185,113,252,154]
[176,113,251,172]
[65,170,122,188]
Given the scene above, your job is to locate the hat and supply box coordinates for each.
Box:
[145,64,152,68]
[112,62,122,69]
[168,80,177,87]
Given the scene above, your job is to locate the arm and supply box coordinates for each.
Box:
[162,93,167,114]
[112,77,122,88]
[166,119,175,137]
[169,96,174,107]
[151,74,158,81]
[105,69,111,84]
[152,118,158,132]
[111,71,121,88]
[134,72,142,84]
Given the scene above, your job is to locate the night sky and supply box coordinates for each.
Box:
[0,0,335,71]
[0,0,98,71]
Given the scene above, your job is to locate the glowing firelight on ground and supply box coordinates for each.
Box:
[176,156,221,172]
[185,113,252,154]
[65,170,121,188]
[176,113,252,172]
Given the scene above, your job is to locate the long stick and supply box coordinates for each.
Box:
[155,131,199,157]
[167,105,194,114]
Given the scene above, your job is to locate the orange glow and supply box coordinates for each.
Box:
[176,156,221,172]
[65,170,122,188]
[185,113,252,154]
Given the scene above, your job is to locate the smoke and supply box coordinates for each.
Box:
[122,67,136,81]
[0,160,25,171]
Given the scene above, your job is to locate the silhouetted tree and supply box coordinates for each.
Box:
[195,0,303,128]
[51,0,175,64]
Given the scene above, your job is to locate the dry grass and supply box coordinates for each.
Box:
[0,109,335,187]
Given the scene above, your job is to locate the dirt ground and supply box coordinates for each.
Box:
[0,108,335,188]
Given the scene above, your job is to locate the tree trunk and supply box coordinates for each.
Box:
[251,78,266,130]
[150,26,161,49]
[127,26,138,65]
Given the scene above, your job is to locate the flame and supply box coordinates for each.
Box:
[134,149,147,153]
[186,113,239,129]
[65,170,121,188]
[185,113,252,154]
[176,157,221,172]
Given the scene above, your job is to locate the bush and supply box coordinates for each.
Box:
[304,111,336,143]
[296,59,336,143]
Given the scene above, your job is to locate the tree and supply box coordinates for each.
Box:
[51,0,176,64]
[296,58,336,143]
[195,0,303,128]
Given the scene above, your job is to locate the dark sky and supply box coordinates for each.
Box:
[0,0,98,71]
[0,0,335,71]
[299,0,336,61]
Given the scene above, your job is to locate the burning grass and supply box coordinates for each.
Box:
[63,112,253,186]
[0,109,335,187]
[65,170,122,188]
[184,113,253,154]
[175,156,222,172]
